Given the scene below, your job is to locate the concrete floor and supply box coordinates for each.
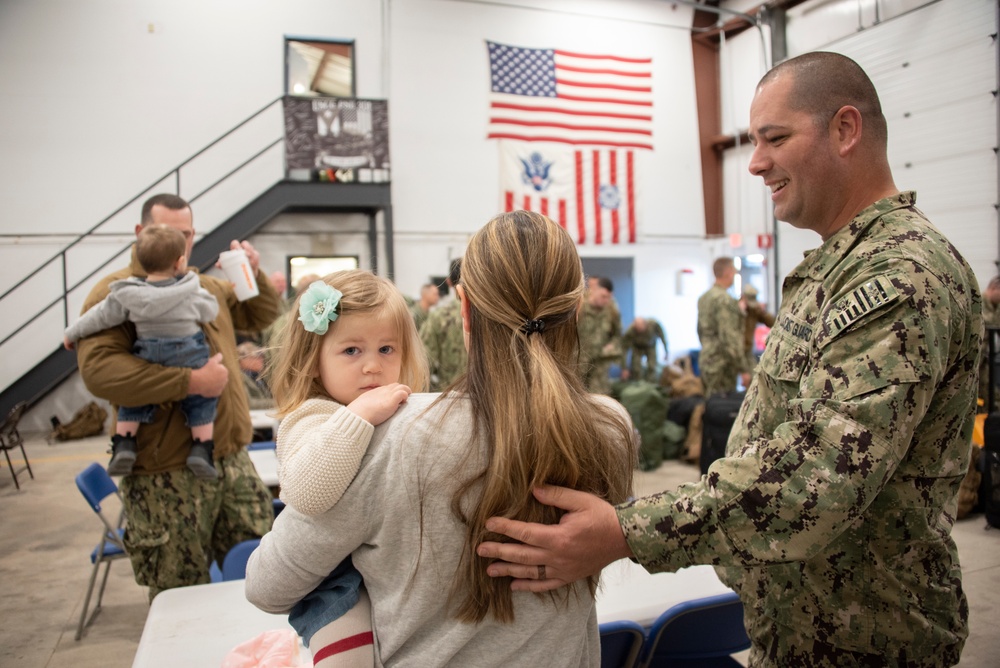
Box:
[1,431,998,667]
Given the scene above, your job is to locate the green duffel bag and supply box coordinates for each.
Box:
[619,381,669,471]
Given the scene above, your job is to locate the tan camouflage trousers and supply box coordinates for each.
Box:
[120,449,272,600]
[700,365,739,396]
[583,361,615,395]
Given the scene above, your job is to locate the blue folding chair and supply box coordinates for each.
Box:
[221,538,262,581]
[600,619,646,668]
[75,463,128,640]
[247,440,276,451]
[272,497,286,518]
[640,591,750,667]
[209,500,279,583]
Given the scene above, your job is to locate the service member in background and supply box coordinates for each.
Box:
[577,276,622,395]
[478,52,981,667]
[77,193,281,598]
[420,259,467,391]
[620,316,668,383]
[697,257,750,395]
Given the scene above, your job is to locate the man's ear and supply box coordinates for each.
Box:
[134,223,145,238]
[457,285,471,334]
[831,104,863,156]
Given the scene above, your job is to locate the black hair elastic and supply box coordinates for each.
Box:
[522,319,545,335]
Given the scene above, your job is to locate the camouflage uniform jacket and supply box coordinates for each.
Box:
[618,193,981,664]
[578,302,623,369]
[77,247,282,474]
[697,285,748,377]
[419,299,467,391]
[622,319,668,358]
[410,303,430,334]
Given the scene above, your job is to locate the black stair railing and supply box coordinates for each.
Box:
[0,96,286,380]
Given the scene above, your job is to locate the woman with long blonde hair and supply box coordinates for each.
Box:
[247,211,635,666]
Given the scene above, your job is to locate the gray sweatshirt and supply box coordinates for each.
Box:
[246,393,634,667]
[65,272,219,342]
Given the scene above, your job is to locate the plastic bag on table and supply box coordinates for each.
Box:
[221,628,309,668]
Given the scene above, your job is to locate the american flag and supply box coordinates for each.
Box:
[486,40,653,150]
[340,104,372,136]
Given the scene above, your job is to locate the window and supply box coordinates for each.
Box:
[285,38,355,98]
[287,255,359,295]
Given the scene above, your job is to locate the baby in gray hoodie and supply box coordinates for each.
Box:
[64,224,220,478]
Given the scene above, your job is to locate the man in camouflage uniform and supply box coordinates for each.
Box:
[621,317,667,382]
[409,282,440,333]
[577,276,622,394]
[77,194,279,599]
[420,259,467,391]
[697,257,750,395]
[740,284,775,370]
[479,53,980,667]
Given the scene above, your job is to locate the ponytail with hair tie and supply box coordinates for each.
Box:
[522,319,545,336]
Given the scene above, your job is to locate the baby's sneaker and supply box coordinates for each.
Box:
[187,439,219,479]
[107,433,138,476]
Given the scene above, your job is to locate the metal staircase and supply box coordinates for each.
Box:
[0,96,392,417]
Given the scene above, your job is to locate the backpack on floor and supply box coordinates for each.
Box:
[51,401,108,441]
[700,391,745,475]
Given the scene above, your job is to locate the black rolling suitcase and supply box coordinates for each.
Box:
[700,391,745,474]
[981,328,1000,528]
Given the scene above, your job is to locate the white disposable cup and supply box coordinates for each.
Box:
[218,249,259,301]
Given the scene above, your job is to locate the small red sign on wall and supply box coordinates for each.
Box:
[757,234,773,249]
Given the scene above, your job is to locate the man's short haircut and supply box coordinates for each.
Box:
[141,193,192,226]
[448,258,462,287]
[136,224,187,274]
[595,276,613,292]
[760,51,887,150]
[713,257,734,278]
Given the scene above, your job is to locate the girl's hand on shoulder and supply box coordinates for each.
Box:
[347,383,412,425]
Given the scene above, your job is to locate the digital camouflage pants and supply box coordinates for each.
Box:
[627,344,659,382]
[744,618,963,668]
[120,449,272,599]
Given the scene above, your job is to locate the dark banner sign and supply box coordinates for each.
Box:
[283,97,390,182]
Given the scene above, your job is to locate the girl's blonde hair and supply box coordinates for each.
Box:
[267,269,429,416]
[447,210,635,623]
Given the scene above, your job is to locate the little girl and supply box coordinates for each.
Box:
[267,270,429,667]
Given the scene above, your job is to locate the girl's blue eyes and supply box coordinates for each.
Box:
[342,346,395,355]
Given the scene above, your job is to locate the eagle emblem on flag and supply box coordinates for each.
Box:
[520,152,553,192]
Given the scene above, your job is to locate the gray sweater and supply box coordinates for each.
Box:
[246,393,631,667]
[65,273,219,342]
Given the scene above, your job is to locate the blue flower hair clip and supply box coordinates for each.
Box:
[298,281,343,335]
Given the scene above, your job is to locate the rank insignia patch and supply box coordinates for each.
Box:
[827,277,901,334]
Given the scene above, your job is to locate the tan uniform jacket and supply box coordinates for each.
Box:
[77,248,281,474]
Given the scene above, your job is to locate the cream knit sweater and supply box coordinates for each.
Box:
[276,398,375,516]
